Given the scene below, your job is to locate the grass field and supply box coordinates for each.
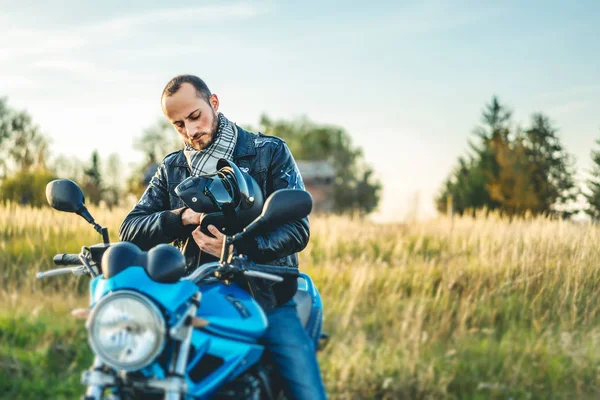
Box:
[2,203,600,399]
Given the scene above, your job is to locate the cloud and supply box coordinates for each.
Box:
[0,2,268,60]
[0,1,271,87]
[87,3,266,33]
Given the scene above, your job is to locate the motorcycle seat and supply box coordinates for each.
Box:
[293,289,312,328]
[102,242,186,283]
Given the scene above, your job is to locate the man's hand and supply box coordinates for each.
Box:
[181,208,203,226]
[192,225,225,257]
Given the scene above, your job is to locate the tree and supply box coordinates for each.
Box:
[487,134,539,215]
[51,155,86,184]
[126,119,181,198]
[0,168,57,207]
[437,97,577,218]
[585,136,600,221]
[436,155,489,215]
[83,150,103,205]
[0,97,56,207]
[0,97,51,178]
[524,113,578,217]
[437,96,514,215]
[259,114,381,214]
[103,153,124,208]
[470,96,514,210]
[134,119,180,165]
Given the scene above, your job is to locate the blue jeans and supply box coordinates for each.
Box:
[261,299,327,400]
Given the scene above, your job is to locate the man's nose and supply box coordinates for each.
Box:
[185,122,198,137]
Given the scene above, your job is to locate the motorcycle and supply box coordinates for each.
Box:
[37,179,327,399]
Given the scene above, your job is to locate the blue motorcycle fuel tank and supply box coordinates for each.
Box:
[196,282,268,341]
[89,267,198,312]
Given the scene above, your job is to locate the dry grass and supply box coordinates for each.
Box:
[2,204,600,398]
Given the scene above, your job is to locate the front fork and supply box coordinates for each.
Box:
[81,292,201,400]
[82,357,112,400]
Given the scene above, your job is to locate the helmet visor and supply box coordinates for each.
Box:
[205,175,234,206]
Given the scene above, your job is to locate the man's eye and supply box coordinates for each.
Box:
[190,113,200,120]
[175,123,183,128]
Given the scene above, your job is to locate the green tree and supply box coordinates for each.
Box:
[126,119,181,198]
[524,113,578,217]
[585,136,600,221]
[0,169,57,207]
[437,97,577,218]
[259,114,381,214]
[51,155,86,184]
[0,97,50,178]
[103,152,124,208]
[0,97,56,207]
[134,119,180,165]
[436,156,488,215]
[470,96,514,210]
[437,96,513,214]
[83,150,103,205]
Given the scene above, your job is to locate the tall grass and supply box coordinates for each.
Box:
[2,204,600,398]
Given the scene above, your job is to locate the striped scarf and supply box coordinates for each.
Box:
[183,112,237,176]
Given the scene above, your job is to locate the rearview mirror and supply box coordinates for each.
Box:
[232,189,312,242]
[46,179,85,213]
[46,179,100,232]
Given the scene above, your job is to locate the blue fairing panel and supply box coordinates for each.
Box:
[185,329,264,398]
[298,273,324,348]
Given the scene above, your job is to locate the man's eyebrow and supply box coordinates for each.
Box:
[186,109,200,119]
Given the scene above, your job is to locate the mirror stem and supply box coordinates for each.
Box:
[230,231,244,244]
[101,227,110,244]
[219,236,233,264]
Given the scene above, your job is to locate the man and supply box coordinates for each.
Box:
[119,74,327,400]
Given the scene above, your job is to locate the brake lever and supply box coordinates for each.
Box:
[243,270,283,282]
[37,265,87,279]
[214,263,284,283]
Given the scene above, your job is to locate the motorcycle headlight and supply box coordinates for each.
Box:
[87,291,166,371]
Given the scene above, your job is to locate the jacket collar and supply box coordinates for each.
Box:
[170,123,256,168]
[232,124,257,158]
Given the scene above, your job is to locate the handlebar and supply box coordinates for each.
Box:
[53,254,82,266]
[183,258,300,284]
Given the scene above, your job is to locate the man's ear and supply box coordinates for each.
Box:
[210,94,219,112]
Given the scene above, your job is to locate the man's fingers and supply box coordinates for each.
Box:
[192,226,203,238]
[207,225,224,238]
[192,226,224,257]
[192,228,209,245]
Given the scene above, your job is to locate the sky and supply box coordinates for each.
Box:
[1,0,599,221]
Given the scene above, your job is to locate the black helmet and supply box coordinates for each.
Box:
[174,159,264,236]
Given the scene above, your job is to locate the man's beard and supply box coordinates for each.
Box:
[187,110,219,150]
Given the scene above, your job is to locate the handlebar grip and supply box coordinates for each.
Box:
[53,254,81,266]
[247,263,300,278]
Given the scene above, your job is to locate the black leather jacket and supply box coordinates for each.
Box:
[119,125,309,310]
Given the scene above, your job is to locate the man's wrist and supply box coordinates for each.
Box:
[161,207,188,238]
[179,207,190,226]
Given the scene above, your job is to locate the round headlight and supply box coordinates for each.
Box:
[87,291,166,371]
